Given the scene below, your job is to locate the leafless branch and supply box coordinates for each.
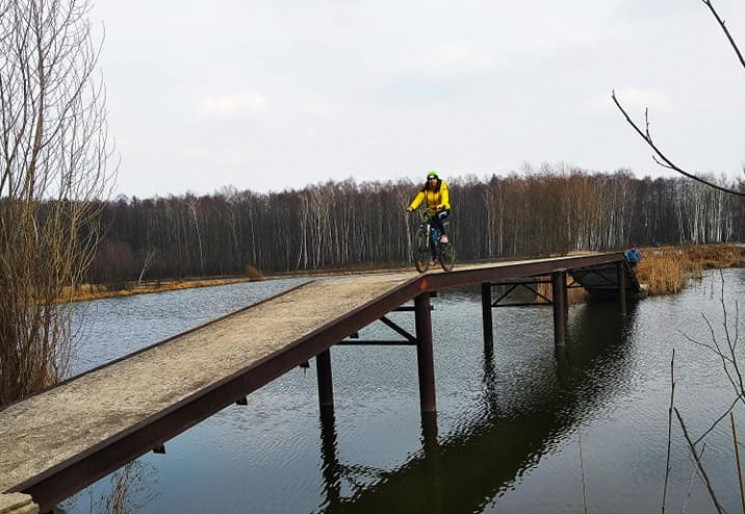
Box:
[674,407,727,513]
[0,0,115,405]
[731,411,745,513]
[578,431,589,514]
[662,349,675,513]
[680,329,723,356]
[612,0,745,198]
[701,0,745,71]
[693,394,742,446]
[715,271,745,395]
[611,91,745,198]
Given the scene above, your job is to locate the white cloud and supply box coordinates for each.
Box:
[418,42,495,76]
[301,103,340,119]
[196,92,269,120]
[91,0,745,197]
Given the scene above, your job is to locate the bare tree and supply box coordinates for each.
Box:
[614,3,745,508]
[613,0,745,197]
[137,247,157,284]
[0,0,114,405]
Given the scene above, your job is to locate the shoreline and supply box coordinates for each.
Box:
[61,243,745,303]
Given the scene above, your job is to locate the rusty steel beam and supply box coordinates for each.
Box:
[415,293,436,413]
[424,253,625,292]
[316,349,334,409]
[336,340,418,346]
[552,271,567,346]
[10,277,428,512]
[481,283,493,349]
[617,262,627,315]
[490,280,553,305]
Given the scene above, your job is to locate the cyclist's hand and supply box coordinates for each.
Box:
[436,204,444,211]
[405,206,413,213]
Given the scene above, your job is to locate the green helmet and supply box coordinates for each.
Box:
[426,171,439,180]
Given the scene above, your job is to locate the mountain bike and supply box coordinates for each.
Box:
[412,209,455,273]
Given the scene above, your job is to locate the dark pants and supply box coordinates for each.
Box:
[431,210,450,238]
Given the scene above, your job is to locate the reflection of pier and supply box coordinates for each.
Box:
[0,253,639,512]
[317,302,638,513]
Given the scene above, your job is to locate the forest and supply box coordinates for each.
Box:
[86,165,745,285]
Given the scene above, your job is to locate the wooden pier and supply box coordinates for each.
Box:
[0,253,639,512]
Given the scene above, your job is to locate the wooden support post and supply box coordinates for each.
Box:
[617,262,627,315]
[316,348,334,410]
[415,293,437,413]
[481,282,494,350]
[552,271,567,347]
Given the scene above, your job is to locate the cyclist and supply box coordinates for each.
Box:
[405,170,451,243]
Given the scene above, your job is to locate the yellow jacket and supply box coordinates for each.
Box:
[408,180,450,215]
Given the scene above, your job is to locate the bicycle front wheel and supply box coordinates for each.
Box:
[414,228,431,273]
[438,241,456,272]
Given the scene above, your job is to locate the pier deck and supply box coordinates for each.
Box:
[0,253,636,511]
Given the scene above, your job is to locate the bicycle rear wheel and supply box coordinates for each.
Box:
[438,241,456,272]
[414,228,431,273]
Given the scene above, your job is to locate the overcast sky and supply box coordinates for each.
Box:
[90,0,745,198]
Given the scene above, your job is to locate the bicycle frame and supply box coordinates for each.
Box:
[412,209,455,272]
[417,210,439,255]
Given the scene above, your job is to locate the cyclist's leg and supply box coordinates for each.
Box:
[434,210,450,242]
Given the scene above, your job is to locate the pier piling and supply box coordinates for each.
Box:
[415,293,436,413]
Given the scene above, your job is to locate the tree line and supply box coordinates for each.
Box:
[85,165,745,285]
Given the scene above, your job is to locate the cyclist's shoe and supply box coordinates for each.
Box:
[439,234,449,243]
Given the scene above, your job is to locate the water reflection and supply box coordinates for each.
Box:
[318,408,341,512]
[63,273,731,513]
[481,344,498,419]
[419,412,443,514]
[59,460,158,514]
[315,298,637,513]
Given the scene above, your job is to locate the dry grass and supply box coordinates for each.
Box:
[636,243,745,295]
[535,243,745,300]
[536,276,588,305]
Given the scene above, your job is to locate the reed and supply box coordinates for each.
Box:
[635,244,745,296]
[535,277,587,305]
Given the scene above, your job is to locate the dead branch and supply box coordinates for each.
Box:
[612,0,745,198]
[611,92,745,198]
[674,407,727,513]
[662,348,675,513]
[701,0,745,71]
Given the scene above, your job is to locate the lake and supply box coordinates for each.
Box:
[59,269,745,513]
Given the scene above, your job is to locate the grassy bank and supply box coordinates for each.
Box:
[635,243,745,295]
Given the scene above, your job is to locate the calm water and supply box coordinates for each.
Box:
[59,269,745,514]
